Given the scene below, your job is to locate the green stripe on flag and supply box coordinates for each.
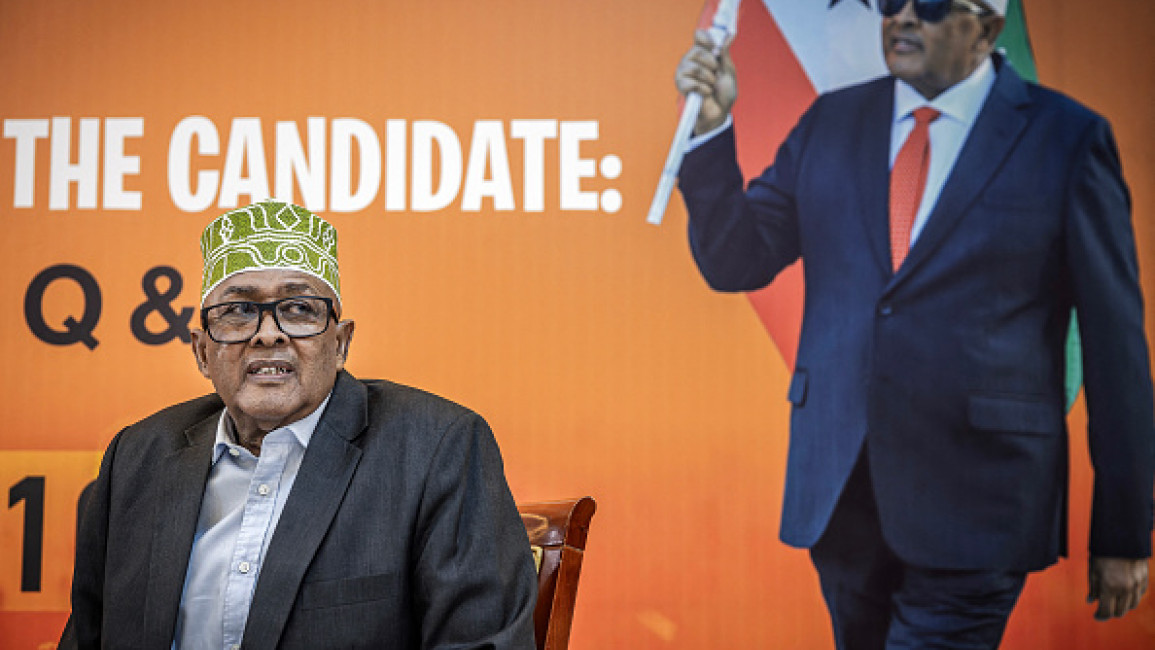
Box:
[996,0,1083,412]
[995,0,1038,82]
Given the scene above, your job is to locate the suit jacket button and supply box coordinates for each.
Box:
[878,304,893,316]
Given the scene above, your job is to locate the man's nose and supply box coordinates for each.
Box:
[896,1,920,23]
[250,309,288,345]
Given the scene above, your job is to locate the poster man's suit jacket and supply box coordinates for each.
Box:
[679,56,1155,571]
[62,371,538,649]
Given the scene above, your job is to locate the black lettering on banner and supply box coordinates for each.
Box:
[130,266,193,345]
[24,264,102,350]
[9,476,45,592]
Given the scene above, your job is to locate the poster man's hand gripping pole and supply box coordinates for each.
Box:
[647,0,741,226]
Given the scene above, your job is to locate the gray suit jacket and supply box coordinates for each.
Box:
[61,371,538,649]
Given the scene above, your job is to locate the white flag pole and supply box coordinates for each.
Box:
[647,0,741,226]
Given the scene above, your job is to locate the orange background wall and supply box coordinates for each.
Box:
[0,1,1152,647]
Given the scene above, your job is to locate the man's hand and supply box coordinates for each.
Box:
[675,29,738,136]
[1088,556,1148,620]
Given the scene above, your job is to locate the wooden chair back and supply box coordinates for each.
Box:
[518,496,596,650]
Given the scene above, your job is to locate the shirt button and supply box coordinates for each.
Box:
[258,484,270,496]
[238,561,251,574]
[228,448,240,458]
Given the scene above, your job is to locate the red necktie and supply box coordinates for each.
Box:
[889,107,940,271]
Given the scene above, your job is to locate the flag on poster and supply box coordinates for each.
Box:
[708,0,1080,407]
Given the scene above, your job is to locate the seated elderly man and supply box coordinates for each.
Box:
[60,200,537,649]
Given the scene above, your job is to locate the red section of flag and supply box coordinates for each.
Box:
[729,2,819,369]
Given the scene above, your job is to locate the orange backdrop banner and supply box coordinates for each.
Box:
[1,1,1153,648]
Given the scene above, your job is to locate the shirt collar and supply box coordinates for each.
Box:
[211,392,333,464]
[894,56,996,125]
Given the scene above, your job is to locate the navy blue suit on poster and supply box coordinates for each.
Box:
[678,56,1155,572]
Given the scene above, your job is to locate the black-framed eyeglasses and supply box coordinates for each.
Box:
[201,296,337,343]
[880,0,993,23]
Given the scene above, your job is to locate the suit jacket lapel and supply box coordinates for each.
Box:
[857,78,897,275]
[144,411,218,647]
[242,371,368,650]
[887,60,1032,290]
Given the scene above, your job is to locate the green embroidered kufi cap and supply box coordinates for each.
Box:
[200,200,340,305]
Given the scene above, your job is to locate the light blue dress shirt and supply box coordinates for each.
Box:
[687,57,998,253]
[891,56,996,247]
[173,395,330,650]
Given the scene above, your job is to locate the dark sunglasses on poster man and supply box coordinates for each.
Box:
[879,0,994,23]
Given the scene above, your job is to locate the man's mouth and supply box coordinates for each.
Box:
[246,360,294,376]
[889,35,922,54]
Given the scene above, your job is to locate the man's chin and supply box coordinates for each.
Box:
[232,393,305,429]
[886,61,921,82]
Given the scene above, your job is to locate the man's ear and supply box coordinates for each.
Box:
[189,328,212,379]
[334,320,355,371]
[977,14,1005,52]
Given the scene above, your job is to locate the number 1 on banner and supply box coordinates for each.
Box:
[9,476,45,592]
[0,451,101,612]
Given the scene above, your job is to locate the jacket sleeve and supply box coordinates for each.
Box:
[1065,115,1155,559]
[411,412,538,650]
[59,429,125,649]
[677,105,818,292]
